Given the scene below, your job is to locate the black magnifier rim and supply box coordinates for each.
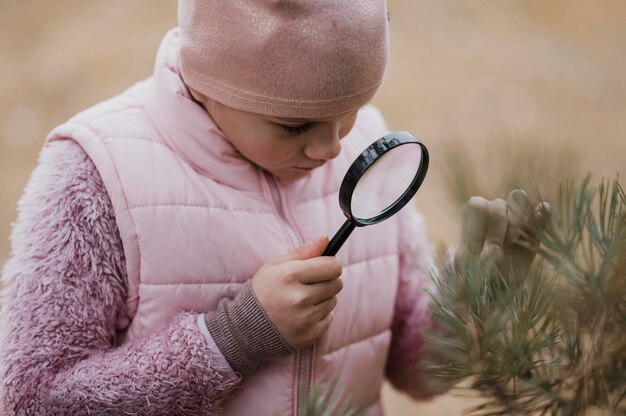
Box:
[339,131,429,226]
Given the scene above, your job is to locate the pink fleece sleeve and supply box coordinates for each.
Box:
[0,140,241,415]
[385,206,442,400]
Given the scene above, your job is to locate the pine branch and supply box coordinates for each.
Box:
[424,177,626,415]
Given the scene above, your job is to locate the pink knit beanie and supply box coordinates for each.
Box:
[178,0,389,118]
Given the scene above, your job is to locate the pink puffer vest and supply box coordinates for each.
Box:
[47,29,406,415]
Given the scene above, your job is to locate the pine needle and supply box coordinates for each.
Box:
[424,177,626,415]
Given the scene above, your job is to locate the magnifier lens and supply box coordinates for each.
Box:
[350,143,424,220]
[321,132,428,257]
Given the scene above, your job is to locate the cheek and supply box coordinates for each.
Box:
[260,142,300,162]
[255,133,301,160]
[339,115,358,139]
[240,133,300,166]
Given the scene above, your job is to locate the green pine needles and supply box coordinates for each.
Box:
[426,177,626,415]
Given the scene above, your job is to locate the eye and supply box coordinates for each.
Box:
[281,123,313,136]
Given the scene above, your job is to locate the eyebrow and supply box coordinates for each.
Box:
[268,117,313,125]
[267,108,359,125]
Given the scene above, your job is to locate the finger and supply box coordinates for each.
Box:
[312,311,334,339]
[522,201,553,245]
[292,257,343,284]
[314,296,338,318]
[481,198,508,263]
[505,189,531,244]
[458,197,489,260]
[533,201,552,228]
[269,235,329,264]
[308,278,343,305]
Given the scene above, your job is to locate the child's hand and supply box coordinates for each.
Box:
[454,189,552,283]
[251,236,343,350]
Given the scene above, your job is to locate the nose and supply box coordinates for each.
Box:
[303,125,343,162]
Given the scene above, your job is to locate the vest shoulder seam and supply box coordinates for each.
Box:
[105,135,170,147]
[80,104,146,127]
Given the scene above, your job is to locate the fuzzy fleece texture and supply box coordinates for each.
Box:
[0,139,438,414]
[0,140,240,415]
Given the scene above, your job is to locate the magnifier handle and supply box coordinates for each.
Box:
[323,220,356,256]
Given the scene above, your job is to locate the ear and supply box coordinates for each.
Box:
[187,87,220,117]
[188,86,205,103]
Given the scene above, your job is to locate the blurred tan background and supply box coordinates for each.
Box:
[1,1,625,414]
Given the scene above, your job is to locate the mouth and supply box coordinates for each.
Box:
[294,163,324,171]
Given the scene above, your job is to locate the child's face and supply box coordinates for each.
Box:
[199,95,358,181]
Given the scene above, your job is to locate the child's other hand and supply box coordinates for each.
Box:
[251,236,343,350]
[454,189,552,283]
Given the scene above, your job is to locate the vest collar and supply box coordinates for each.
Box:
[143,29,264,192]
[143,29,354,201]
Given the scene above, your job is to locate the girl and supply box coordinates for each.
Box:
[0,1,548,415]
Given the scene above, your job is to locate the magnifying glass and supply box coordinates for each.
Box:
[323,131,429,256]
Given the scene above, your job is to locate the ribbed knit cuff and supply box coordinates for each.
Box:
[204,281,294,375]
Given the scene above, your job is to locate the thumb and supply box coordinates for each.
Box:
[271,236,329,264]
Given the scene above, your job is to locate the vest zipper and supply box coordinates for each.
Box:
[265,173,315,416]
